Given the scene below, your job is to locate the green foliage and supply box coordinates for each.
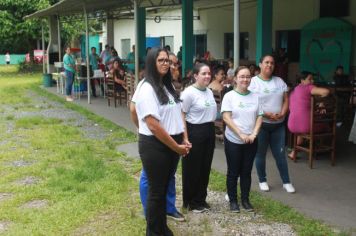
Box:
[17,60,43,73]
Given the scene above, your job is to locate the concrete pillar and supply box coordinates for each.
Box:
[47,15,60,73]
[256,0,273,63]
[182,0,193,75]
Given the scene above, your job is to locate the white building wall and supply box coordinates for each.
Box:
[113,0,356,65]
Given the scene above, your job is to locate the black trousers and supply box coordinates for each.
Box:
[182,122,215,209]
[139,134,182,236]
[224,137,257,202]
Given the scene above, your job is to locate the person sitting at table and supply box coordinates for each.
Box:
[110,58,126,93]
[287,71,330,160]
[208,66,225,93]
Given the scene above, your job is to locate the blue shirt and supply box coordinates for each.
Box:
[63,53,76,73]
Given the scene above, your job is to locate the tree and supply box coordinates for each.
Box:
[0,0,50,53]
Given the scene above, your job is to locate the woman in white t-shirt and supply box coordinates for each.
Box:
[248,54,295,193]
[181,63,217,213]
[221,66,263,213]
[133,47,191,236]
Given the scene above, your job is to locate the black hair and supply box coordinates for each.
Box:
[213,66,225,78]
[259,54,275,63]
[145,47,180,105]
[336,65,344,70]
[297,71,313,84]
[91,47,96,51]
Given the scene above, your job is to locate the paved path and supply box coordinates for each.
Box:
[46,88,356,232]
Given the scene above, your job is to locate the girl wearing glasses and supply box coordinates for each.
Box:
[248,55,295,193]
[181,63,217,213]
[133,47,191,235]
[221,66,263,212]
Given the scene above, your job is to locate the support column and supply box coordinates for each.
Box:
[41,22,46,74]
[135,5,146,84]
[47,15,60,73]
[233,0,240,68]
[106,18,114,46]
[256,0,273,63]
[182,0,193,75]
[84,5,91,104]
[57,15,62,62]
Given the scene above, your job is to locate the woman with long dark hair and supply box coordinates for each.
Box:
[133,47,191,235]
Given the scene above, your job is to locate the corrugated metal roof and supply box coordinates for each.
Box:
[24,0,187,19]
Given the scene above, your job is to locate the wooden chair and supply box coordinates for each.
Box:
[106,74,118,107]
[293,95,337,168]
[212,89,224,140]
[125,73,135,107]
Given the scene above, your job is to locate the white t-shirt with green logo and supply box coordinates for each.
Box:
[181,86,217,124]
[221,90,263,144]
[248,75,288,124]
[135,82,184,136]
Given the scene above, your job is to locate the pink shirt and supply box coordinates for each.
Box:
[288,84,314,133]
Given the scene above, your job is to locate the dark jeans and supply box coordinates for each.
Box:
[139,134,182,236]
[255,122,291,184]
[182,122,215,209]
[224,137,257,202]
[65,70,74,96]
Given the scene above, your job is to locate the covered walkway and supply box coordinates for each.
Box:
[44,87,356,232]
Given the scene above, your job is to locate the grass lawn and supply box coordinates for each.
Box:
[0,65,348,235]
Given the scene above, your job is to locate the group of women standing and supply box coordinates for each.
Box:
[130,47,295,235]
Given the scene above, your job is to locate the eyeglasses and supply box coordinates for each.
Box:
[238,75,252,79]
[157,58,171,65]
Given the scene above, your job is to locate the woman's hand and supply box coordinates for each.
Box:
[175,144,190,156]
[247,133,257,143]
[239,133,250,143]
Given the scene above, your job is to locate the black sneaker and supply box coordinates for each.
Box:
[241,200,254,212]
[167,211,185,222]
[230,202,240,213]
[191,206,207,213]
[202,202,211,210]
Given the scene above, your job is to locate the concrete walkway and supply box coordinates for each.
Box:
[46,87,356,232]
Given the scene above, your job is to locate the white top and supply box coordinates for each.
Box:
[227,68,234,78]
[248,75,288,124]
[131,79,145,103]
[221,90,263,144]
[181,86,217,124]
[134,81,184,136]
[5,54,10,62]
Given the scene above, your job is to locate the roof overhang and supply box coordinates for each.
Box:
[24,0,185,20]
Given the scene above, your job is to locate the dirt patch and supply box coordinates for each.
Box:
[71,212,118,236]
[10,160,34,167]
[0,221,11,233]
[15,176,40,186]
[0,193,13,202]
[21,199,48,209]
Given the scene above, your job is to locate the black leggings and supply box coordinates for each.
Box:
[224,137,257,202]
[139,134,182,236]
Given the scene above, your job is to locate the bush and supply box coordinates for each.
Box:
[18,59,43,73]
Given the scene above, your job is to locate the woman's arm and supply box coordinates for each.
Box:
[145,115,189,155]
[275,92,289,120]
[248,115,263,143]
[129,102,139,128]
[223,111,249,143]
[311,87,330,97]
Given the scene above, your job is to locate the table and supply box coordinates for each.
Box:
[74,76,105,100]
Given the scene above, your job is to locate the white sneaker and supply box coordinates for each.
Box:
[259,182,270,192]
[283,183,296,193]
[66,97,74,102]
[224,194,229,202]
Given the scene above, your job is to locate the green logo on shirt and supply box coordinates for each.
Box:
[205,100,211,107]
[263,88,270,93]
[169,99,175,105]
[238,102,245,108]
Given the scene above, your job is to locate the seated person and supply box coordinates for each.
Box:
[208,66,225,93]
[288,71,330,160]
[110,58,126,92]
